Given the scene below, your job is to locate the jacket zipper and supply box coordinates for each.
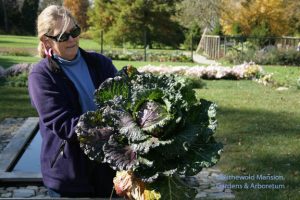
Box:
[50,140,66,168]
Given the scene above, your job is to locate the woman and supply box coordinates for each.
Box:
[28,5,117,197]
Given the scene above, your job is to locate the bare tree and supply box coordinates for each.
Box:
[176,0,222,31]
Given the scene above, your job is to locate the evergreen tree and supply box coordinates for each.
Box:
[0,0,21,34]
[89,0,184,48]
[21,0,39,35]
[88,0,118,35]
[0,0,7,32]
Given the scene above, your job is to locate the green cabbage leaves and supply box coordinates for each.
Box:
[76,66,223,199]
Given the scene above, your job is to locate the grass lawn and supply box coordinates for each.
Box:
[0,87,37,119]
[0,35,100,51]
[264,65,300,87]
[0,35,185,57]
[0,55,195,69]
[0,34,193,69]
[0,35,39,48]
[0,55,40,68]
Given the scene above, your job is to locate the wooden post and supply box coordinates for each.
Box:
[214,38,216,59]
[205,37,209,56]
[211,37,214,58]
[210,37,212,58]
[196,27,208,53]
[209,37,211,58]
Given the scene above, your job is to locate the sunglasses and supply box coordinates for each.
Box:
[45,25,81,42]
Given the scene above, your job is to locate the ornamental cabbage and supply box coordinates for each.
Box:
[76,66,222,199]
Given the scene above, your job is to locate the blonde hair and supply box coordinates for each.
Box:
[37,5,77,58]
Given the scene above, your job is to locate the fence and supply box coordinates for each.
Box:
[197,35,300,59]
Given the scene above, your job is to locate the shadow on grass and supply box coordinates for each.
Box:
[0,86,37,120]
[0,57,20,68]
[216,106,300,199]
[230,153,300,200]
[0,54,38,69]
[218,106,300,139]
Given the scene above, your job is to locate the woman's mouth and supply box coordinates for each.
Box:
[67,44,77,49]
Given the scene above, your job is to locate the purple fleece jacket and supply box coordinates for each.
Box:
[28,48,117,195]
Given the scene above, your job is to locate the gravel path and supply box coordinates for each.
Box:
[184,51,219,65]
[192,53,220,65]
[0,118,234,199]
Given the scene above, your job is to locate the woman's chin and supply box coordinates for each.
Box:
[65,48,78,60]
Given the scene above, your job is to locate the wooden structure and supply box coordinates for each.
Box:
[196,33,300,60]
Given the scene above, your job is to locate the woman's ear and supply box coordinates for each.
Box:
[42,41,50,50]
[42,40,53,58]
[40,37,52,57]
[41,36,51,49]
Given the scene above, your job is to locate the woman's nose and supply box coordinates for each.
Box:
[67,35,76,42]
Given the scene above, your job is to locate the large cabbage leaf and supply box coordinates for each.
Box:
[75,110,114,162]
[76,66,223,200]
